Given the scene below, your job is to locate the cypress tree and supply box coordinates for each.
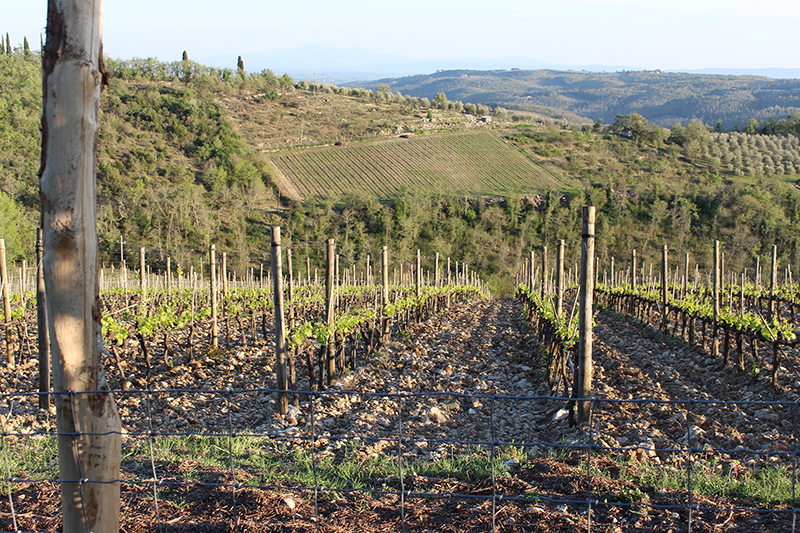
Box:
[237,56,244,72]
[5,33,10,56]
[182,50,188,61]
[0,38,4,55]
[23,37,29,56]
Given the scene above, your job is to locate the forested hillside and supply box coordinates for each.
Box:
[3,46,800,296]
[357,69,800,129]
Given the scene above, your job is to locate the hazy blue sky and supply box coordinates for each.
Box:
[7,0,800,69]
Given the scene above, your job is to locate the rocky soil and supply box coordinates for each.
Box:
[0,298,797,532]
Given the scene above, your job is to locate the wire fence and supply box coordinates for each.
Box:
[0,387,797,532]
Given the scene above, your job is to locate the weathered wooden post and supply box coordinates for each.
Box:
[271,227,288,415]
[683,252,690,300]
[631,249,637,291]
[575,206,595,424]
[381,246,390,342]
[556,239,565,319]
[434,252,440,288]
[529,250,535,293]
[0,239,11,368]
[287,248,295,331]
[325,238,336,385]
[37,229,50,409]
[541,245,548,298]
[139,247,146,296]
[770,244,778,320]
[41,0,121,527]
[610,256,615,290]
[661,245,668,329]
[712,241,720,357]
[416,249,422,298]
[210,244,219,349]
[222,251,228,298]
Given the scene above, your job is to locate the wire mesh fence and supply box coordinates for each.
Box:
[0,387,796,532]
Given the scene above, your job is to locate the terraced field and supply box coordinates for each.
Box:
[269,131,573,199]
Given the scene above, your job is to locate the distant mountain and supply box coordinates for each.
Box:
[347,69,800,129]
[201,45,800,85]
[200,45,636,84]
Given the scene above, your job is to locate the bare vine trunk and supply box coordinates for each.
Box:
[40,1,121,531]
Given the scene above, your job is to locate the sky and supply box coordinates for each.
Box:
[5,0,800,70]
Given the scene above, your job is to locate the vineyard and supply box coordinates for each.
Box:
[1,220,800,531]
[269,131,571,200]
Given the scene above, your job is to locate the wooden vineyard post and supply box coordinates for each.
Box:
[37,229,50,409]
[166,256,171,290]
[770,244,778,320]
[287,248,295,331]
[139,247,146,296]
[556,239,565,319]
[529,250,535,293]
[416,249,422,298]
[210,245,219,349]
[222,252,228,298]
[40,0,122,527]
[574,206,595,424]
[381,246,390,342]
[683,252,689,300]
[631,249,637,291]
[434,252,440,288]
[661,245,668,330]
[325,238,336,385]
[541,246,548,298]
[271,227,288,415]
[610,256,615,289]
[0,239,12,368]
[712,240,720,358]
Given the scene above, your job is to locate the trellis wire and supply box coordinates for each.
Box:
[1,388,798,532]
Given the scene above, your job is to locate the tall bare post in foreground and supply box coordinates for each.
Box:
[271,227,288,415]
[40,0,121,528]
[37,229,50,409]
[574,206,595,424]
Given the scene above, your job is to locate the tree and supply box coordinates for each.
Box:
[5,33,10,56]
[182,50,188,62]
[237,55,244,73]
[23,37,29,57]
[41,1,121,531]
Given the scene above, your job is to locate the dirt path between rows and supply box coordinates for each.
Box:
[1,298,795,532]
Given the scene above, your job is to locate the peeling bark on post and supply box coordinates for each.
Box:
[40,0,121,530]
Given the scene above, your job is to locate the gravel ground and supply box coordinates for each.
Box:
[0,298,796,532]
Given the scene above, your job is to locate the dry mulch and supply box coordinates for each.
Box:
[0,299,797,532]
